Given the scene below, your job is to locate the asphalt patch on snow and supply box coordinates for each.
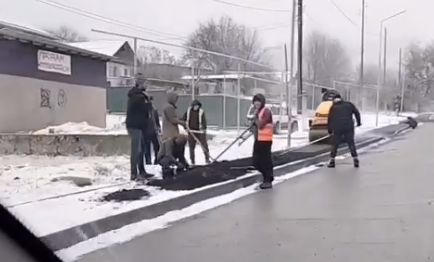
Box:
[101,188,151,202]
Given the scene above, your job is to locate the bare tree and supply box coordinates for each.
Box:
[137,45,179,65]
[44,26,87,42]
[304,31,350,86]
[404,42,434,97]
[401,42,434,111]
[182,15,269,73]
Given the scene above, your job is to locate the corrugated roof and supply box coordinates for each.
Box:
[67,40,127,56]
[0,28,114,61]
[0,18,58,40]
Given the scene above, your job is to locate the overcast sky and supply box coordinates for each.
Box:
[1,0,432,71]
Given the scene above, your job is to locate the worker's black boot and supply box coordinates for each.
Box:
[259,181,273,190]
[353,157,359,168]
[327,159,335,168]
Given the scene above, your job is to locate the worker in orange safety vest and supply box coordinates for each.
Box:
[251,94,274,189]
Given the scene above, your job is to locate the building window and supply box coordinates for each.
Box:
[124,68,128,76]
[113,66,118,77]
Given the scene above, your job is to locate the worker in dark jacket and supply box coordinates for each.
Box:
[143,96,161,164]
[327,93,362,168]
[156,134,190,179]
[125,76,154,180]
[251,94,274,190]
[182,99,210,164]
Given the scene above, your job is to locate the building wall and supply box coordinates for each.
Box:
[0,74,106,133]
[0,39,107,133]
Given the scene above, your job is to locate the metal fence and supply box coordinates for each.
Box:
[332,81,379,112]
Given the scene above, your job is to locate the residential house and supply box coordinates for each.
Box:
[68,40,135,87]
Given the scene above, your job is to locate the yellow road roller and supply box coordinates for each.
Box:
[308,100,334,143]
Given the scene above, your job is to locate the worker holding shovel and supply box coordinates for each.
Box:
[182,99,211,165]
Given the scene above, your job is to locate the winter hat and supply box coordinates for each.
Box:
[333,93,342,99]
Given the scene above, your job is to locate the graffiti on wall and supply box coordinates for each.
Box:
[57,89,67,107]
[40,88,51,108]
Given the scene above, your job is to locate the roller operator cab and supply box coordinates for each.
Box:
[308,88,340,143]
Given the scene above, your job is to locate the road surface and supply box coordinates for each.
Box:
[77,124,434,262]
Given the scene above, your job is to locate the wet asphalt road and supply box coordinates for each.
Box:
[77,124,434,262]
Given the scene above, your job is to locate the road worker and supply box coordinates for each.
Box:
[182,99,210,165]
[251,94,274,189]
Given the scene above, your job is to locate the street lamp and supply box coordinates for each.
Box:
[376,10,407,126]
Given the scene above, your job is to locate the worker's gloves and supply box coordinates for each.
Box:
[327,129,333,135]
[357,122,362,127]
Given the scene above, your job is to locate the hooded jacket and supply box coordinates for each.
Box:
[161,92,183,140]
[125,87,152,130]
[251,94,273,140]
[327,98,361,133]
[182,99,207,131]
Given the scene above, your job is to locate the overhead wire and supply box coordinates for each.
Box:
[31,0,189,40]
[327,0,358,26]
[208,0,291,12]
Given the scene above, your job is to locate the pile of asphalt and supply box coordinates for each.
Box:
[101,188,151,202]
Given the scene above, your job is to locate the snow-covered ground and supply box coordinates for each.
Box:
[0,112,411,237]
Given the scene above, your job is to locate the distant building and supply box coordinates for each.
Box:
[68,40,135,87]
[0,28,112,132]
[144,63,212,81]
[180,74,246,96]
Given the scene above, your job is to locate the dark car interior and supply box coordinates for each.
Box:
[0,202,63,262]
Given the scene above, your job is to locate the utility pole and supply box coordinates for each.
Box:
[133,38,138,75]
[296,0,303,115]
[287,0,296,147]
[383,27,388,86]
[398,48,402,87]
[359,0,365,108]
[284,44,291,147]
[289,0,296,98]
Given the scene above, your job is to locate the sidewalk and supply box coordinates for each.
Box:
[77,124,434,262]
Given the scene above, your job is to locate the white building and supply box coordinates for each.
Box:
[68,40,136,87]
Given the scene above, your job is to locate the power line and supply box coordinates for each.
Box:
[209,0,291,12]
[158,21,293,41]
[327,0,358,26]
[31,0,189,40]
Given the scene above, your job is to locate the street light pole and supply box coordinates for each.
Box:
[375,10,407,126]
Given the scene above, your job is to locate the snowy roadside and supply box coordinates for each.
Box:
[0,112,410,237]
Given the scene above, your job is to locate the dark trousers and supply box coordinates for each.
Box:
[330,129,358,158]
[127,128,145,175]
[158,156,176,179]
[187,133,209,164]
[144,132,160,165]
[252,140,274,183]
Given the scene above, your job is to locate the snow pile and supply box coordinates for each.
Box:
[32,122,108,135]
[0,155,162,207]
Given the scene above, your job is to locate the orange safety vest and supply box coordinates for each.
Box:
[257,107,273,141]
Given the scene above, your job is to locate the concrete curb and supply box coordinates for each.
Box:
[41,125,411,251]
